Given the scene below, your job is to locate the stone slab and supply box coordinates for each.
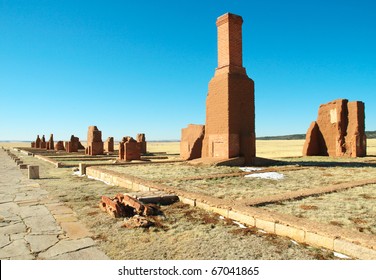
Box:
[305,231,334,250]
[25,234,59,253]
[38,238,95,259]
[60,222,92,239]
[19,205,51,219]
[0,234,11,248]
[0,222,26,235]
[47,205,75,215]
[24,215,62,234]
[255,219,276,234]
[334,239,376,260]
[10,254,34,260]
[48,246,110,260]
[228,210,255,226]
[275,223,305,243]
[0,239,30,259]
[53,214,78,223]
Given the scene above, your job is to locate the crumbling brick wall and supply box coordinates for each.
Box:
[303,99,366,157]
[48,134,54,150]
[55,141,65,151]
[136,133,147,154]
[104,137,114,153]
[118,137,141,161]
[180,124,205,160]
[35,135,41,148]
[85,126,103,156]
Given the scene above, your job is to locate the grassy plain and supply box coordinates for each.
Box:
[4,139,376,259]
[7,149,333,260]
[3,139,376,157]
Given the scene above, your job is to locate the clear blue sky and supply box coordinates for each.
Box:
[1,0,375,141]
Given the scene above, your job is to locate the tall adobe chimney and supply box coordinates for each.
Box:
[202,13,255,164]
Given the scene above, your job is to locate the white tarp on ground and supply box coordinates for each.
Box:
[244,172,284,180]
[239,167,263,172]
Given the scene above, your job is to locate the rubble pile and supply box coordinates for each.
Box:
[99,194,159,218]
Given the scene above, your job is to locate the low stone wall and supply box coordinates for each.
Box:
[33,154,61,168]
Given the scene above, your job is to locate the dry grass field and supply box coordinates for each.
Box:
[3,138,376,157]
[3,139,376,259]
[6,149,334,260]
[261,184,376,235]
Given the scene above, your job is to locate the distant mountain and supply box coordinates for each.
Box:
[256,134,306,140]
[367,131,376,139]
[257,131,376,140]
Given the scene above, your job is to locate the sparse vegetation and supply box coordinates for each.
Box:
[6,139,376,260]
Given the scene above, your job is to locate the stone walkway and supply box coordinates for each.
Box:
[0,148,109,260]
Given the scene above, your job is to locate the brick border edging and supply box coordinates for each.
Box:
[23,148,184,169]
[86,166,376,260]
[34,154,62,168]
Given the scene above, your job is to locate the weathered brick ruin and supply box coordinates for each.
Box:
[64,135,83,153]
[32,134,51,149]
[40,135,46,149]
[181,13,255,164]
[70,135,81,151]
[303,99,366,157]
[35,135,41,149]
[104,137,114,153]
[85,126,103,156]
[119,136,141,161]
[136,133,147,154]
[180,124,205,160]
[47,134,54,150]
[55,141,65,151]
[64,141,73,153]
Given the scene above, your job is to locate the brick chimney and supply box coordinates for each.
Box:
[215,13,245,75]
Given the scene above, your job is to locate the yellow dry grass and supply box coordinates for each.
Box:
[147,141,180,154]
[3,138,376,157]
[7,148,333,260]
[256,140,305,158]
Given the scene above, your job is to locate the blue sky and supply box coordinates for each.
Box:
[1,0,375,141]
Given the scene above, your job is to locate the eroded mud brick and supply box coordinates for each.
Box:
[181,124,205,160]
[303,99,366,157]
[86,126,103,155]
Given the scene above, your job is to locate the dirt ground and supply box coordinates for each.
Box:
[3,139,376,259]
[6,147,338,260]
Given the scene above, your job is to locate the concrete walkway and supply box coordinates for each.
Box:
[0,148,109,260]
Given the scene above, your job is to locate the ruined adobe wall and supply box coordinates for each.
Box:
[316,99,348,157]
[303,99,367,157]
[181,124,205,160]
[345,101,366,157]
[86,126,103,156]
